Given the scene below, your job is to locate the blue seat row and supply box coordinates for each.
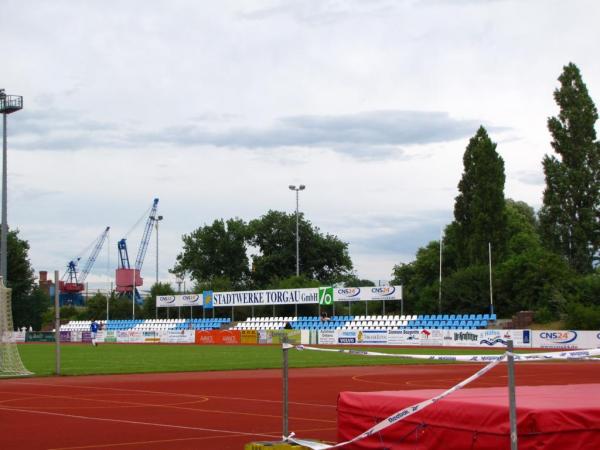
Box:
[417,314,496,321]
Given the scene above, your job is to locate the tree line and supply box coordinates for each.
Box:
[5,62,600,329]
[392,63,600,329]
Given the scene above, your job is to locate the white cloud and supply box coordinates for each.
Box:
[2,0,599,288]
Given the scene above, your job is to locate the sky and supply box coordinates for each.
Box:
[2,0,599,292]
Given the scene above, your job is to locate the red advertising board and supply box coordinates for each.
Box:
[195,330,241,345]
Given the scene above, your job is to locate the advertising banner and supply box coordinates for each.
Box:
[81,331,92,343]
[103,331,117,343]
[241,330,258,344]
[158,285,403,308]
[387,329,421,346]
[333,286,403,302]
[162,330,194,344]
[156,293,202,308]
[213,288,319,307]
[357,330,388,345]
[202,290,214,309]
[25,331,55,342]
[531,330,600,349]
[59,331,71,342]
[269,330,302,344]
[417,329,445,346]
[12,331,26,343]
[195,330,242,345]
[116,330,144,343]
[318,330,336,345]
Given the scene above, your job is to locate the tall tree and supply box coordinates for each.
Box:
[453,126,507,267]
[172,218,249,288]
[539,63,600,274]
[248,210,353,287]
[4,229,43,328]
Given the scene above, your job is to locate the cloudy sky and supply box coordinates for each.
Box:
[2,0,599,291]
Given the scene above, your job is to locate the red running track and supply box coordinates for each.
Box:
[1,361,599,449]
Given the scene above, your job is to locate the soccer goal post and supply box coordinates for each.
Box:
[0,277,32,377]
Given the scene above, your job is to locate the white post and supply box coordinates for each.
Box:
[438,228,443,314]
[132,267,136,320]
[507,340,518,449]
[489,242,494,316]
[54,270,61,375]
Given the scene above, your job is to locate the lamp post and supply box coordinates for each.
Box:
[0,90,23,282]
[288,184,305,318]
[150,215,163,318]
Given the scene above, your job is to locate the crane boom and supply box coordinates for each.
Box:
[80,226,110,283]
[135,198,159,271]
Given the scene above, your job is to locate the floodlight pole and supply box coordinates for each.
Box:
[507,340,518,450]
[0,90,23,282]
[289,184,305,317]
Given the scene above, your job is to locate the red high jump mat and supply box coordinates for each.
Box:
[338,384,600,449]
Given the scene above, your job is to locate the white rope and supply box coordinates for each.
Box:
[293,345,600,362]
[286,354,507,449]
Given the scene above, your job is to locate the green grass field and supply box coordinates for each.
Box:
[17,344,508,377]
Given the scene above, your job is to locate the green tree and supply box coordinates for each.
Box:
[12,287,50,330]
[454,127,507,267]
[539,63,600,274]
[83,293,107,320]
[248,210,353,287]
[391,240,441,314]
[4,229,41,328]
[173,218,249,288]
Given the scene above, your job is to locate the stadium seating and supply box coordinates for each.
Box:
[61,313,495,333]
[229,313,495,331]
[60,318,231,332]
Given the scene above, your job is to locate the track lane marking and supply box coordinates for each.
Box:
[0,389,336,424]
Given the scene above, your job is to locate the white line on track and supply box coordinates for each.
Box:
[0,405,282,440]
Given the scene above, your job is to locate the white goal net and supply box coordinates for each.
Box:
[0,278,32,377]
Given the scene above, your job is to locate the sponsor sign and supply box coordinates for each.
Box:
[213,288,319,307]
[318,329,336,345]
[104,331,117,343]
[358,329,388,345]
[163,330,194,344]
[366,286,403,301]
[333,287,362,302]
[387,329,420,346]
[333,286,403,302]
[319,287,334,305]
[270,330,302,344]
[116,330,144,344]
[337,329,358,344]
[531,330,600,349]
[158,285,403,308]
[241,330,258,344]
[203,290,214,309]
[12,331,26,343]
[419,329,444,346]
[60,331,72,342]
[81,331,92,343]
[156,294,201,308]
[195,330,242,345]
[25,331,55,342]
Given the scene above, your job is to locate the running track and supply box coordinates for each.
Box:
[1,361,599,449]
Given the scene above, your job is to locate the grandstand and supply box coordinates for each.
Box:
[60,313,495,333]
[233,313,496,331]
[60,318,231,332]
